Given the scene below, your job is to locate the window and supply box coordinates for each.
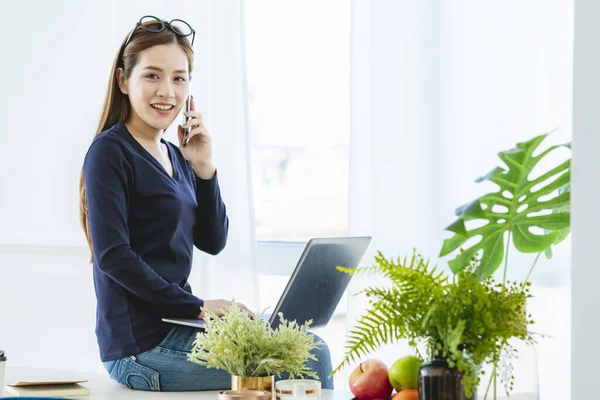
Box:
[244,0,351,242]
[244,2,351,387]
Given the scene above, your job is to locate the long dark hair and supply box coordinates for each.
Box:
[79,20,195,263]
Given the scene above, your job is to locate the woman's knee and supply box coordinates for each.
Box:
[310,333,332,362]
[114,357,161,391]
[308,333,334,389]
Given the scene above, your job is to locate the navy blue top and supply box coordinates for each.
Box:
[82,122,229,362]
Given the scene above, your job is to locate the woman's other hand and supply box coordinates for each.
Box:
[197,299,255,320]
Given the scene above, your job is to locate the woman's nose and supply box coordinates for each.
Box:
[156,82,175,99]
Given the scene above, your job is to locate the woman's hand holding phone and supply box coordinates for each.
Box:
[178,95,216,179]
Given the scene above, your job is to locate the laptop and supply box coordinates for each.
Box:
[162,236,372,330]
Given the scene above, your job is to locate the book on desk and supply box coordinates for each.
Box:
[5,379,90,398]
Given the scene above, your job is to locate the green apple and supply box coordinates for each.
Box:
[388,355,421,391]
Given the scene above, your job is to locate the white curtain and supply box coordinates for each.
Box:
[170,1,259,311]
[0,0,257,371]
[347,1,572,399]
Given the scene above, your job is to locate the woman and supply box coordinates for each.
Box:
[79,16,333,391]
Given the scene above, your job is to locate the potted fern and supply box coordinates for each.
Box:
[331,251,533,399]
[187,302,323,392]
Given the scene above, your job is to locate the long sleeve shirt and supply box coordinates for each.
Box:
[82,122,229,361]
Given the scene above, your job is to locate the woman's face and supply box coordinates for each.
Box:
[118,43,190,133]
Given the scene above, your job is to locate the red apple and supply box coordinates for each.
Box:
[349,359,393,400]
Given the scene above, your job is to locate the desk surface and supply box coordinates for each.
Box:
[3,366,354,400]
[3,366,536,400]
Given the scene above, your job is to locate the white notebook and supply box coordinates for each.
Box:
[5,382,90,397]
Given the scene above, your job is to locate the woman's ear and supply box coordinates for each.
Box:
[116,67,129,95]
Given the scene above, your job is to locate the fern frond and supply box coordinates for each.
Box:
[332,303,412,375]
[330,250,453,377]
[340,250,448,293]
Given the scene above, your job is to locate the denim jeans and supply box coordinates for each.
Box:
[103,325,334,391]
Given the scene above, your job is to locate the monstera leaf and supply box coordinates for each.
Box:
[439,134,571,280]
[544,182,571,259]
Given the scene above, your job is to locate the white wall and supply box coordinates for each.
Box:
[0,247,99,371]
[572,0,600,398]
[0,1,114,247]
[0,0,117,374]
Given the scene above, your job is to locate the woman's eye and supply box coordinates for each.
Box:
[145,74,185,82]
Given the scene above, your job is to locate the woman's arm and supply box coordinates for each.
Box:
[190,165,229,255]
[84,137,203,318]
[176,96,229,254]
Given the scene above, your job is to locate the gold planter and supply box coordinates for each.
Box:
[231,375,274,393]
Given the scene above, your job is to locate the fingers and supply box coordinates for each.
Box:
[221,301,254,318]
[181,127,210,147]
[180,115,209,147]
[187,126,210,144]
[177,121,191,148]
[199,300,255,320]
[236,302,255,318]
[182,112,203,127]
[181,118,204,134]
[177,124,185,147]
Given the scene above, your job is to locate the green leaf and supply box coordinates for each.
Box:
[543,182,571,259]
[440,134,571,279]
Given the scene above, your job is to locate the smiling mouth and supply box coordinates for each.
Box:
[151,104,174,111]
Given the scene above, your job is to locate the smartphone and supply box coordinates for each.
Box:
[183,94,192,146]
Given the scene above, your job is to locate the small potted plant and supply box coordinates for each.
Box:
[188,302,323,392]
[331,250,535,399]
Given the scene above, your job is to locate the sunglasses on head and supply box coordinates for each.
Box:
[123,15,195,50]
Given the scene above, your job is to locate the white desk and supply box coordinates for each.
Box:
[3,366,536,399]
[3,366,354,399]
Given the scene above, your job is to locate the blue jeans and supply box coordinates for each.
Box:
[103,325,334,391]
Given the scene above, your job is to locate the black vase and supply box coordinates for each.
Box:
[418,357,475,400]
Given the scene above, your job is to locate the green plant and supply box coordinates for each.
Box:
[436,133,571,397]
[331,251,533,398]
[439,133,571,281]
[187,302,323,378]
